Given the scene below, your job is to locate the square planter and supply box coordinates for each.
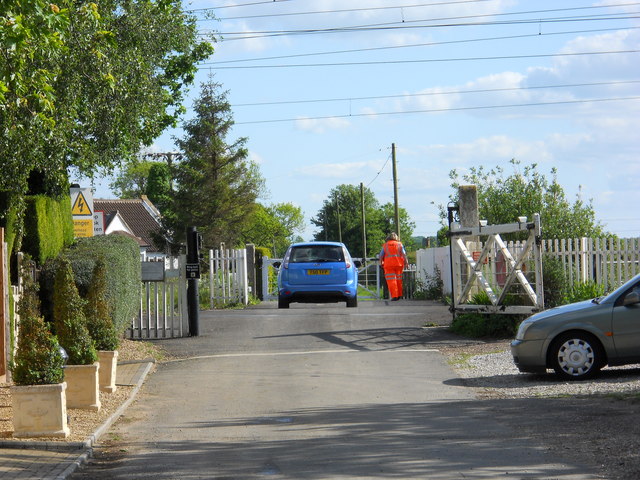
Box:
[64,362,101,411]
[98,350,118,393]
[11,382,70,438]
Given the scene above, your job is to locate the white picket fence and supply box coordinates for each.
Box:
[209,248,249,307]
[542,237,640,291]
[417,237,640,295]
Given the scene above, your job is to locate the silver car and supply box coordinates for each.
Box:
[511,273,640,380]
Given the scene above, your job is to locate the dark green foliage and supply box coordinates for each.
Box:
[0,192,19,257]
[11,262,65,385]
[40,234,140,336]
[167,80,266,249]
[22,195,74,264]
[85,260,120,351]
[146,162,173,214]
[450,313,520,338]
[52,258,97,365]
[542,255,569,308]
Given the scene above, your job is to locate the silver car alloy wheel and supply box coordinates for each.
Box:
[557,338,595,376]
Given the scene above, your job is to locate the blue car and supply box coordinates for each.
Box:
[277,241,359,309]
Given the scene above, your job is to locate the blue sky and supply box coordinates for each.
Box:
[88,0,640,240]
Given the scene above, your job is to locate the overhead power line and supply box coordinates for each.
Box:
[230,80,640,107]
[187,0,295,13]
[200,49,640,70]
[211,26,640,65]
[207,0,492,20]
[206,12,640,40]
[205,2,640,22]
[233,96,640,125]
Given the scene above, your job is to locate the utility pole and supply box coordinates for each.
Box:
[392,143,400,238]
[335,193,342,242]
[360,182,367,261]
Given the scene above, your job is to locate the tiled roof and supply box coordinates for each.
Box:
[94,196,166,252]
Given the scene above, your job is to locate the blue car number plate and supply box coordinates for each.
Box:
[308,269,330,275]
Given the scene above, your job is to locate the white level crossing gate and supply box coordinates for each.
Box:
[449,214,544,315]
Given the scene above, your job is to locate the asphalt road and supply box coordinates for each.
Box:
[71,301,600,479]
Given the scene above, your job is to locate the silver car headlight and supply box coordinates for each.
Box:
[515,319,535,341]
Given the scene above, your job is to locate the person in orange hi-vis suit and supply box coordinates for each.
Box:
[379,232,408,301]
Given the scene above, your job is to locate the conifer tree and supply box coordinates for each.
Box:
[53,258,97,365]
[85,259,119,351]
[11,261,65,385]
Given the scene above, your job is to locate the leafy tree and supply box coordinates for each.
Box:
[437,159,606,241]
[311,184,415,257]
[109,158,155,199]
[1,1,213,249]
[242,202,305,256]
[146,162,173,214]
[167,79,266,249]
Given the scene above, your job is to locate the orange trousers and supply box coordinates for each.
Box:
[384,265,404,299]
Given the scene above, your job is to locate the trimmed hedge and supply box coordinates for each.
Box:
[23,195,74,264]
[40,234,141,336]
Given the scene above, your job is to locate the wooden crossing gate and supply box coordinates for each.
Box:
[449,214,544,315]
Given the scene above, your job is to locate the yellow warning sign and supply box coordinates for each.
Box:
[73,219,94,237]
[71,191,92,216]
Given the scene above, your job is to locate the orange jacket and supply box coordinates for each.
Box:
[380,240,407,268]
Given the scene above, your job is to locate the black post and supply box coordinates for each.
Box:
[186,226,200,336]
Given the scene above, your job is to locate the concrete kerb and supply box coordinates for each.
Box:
[0,360,155,479]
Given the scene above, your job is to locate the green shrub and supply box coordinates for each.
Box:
[414,267,445,301]
[11,262,65,385]
[40,234,140,336]
[85,259,120,351]
[567,280,605,303]
[53,257,97,365]
[542,255,569,308]
[450,313,520,338]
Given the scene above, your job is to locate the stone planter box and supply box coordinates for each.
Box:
[11,382,70,438]
[98,350,118,393]
[64,362,101,411]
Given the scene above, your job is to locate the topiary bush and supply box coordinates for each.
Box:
[11,261,65,386]
[53,257,97,366]
[85,259,120,351]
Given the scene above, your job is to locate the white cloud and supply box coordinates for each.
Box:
[295,161,370,179]
[295,116,351,133]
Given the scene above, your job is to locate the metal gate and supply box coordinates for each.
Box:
[129,256,189,339]
[449,214,544,315]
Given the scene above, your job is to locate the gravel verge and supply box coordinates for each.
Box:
[443,338,640,480]
[0,339,164,443]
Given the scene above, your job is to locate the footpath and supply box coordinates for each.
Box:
[0,361,154,480]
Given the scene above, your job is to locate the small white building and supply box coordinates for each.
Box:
[94,196,169,261]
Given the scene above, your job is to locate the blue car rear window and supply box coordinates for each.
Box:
[290,246,345,263]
